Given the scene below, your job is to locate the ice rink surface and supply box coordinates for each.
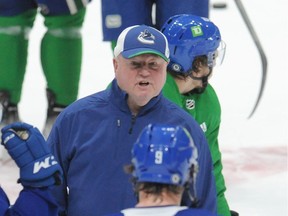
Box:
[0,0,287,215]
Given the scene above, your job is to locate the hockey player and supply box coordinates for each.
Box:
[48,25,217,216]
[101,0,209,50]
[0,0,91,140]
[160,14,231,216]
[107,123,217,216]
[0,122,63,216]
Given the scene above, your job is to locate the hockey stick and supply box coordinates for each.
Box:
[234,0,268,118]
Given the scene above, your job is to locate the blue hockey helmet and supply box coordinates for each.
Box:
[131,124,198,186]
[161,14,226,74]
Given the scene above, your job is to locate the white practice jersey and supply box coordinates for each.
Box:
[121,206,188,216]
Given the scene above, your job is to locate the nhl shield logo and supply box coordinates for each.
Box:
[186,99,195,110]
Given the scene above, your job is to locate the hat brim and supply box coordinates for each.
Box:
[122,48,169,62]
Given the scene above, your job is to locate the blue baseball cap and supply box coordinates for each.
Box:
[114,25,170,62]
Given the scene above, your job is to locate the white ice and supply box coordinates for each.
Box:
[0,0,287,215]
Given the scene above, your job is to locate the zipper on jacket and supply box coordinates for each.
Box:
[128,114,136,134]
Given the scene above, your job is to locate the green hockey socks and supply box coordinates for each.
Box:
[0,10,36,104]
[41,8,86,106]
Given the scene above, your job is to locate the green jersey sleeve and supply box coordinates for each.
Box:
[162,73,231,216]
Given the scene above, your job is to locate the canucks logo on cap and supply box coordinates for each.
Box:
[137,29,155,44]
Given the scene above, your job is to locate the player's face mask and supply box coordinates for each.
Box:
[209,40,226,67]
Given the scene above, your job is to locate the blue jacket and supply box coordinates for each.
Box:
[48,79,217,216]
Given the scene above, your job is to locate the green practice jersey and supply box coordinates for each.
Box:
[163,73,230,216]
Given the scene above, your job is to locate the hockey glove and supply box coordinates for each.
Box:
[1,122,62,188]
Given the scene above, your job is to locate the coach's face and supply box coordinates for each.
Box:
[113,54,167,114]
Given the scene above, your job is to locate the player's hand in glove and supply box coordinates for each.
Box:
[1,122,62,188]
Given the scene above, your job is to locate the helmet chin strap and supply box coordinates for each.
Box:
[183,165,199,208]
[188,67,212,94]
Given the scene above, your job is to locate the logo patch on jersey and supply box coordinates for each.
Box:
[186,99,195,110]
[200,122,207,133]
[105,14,122,28]
[138,30,155,44]
[191,26,203,37]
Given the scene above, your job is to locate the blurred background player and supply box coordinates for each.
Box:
[0,122,62,216]
[160,14,233,216]
[0,0,91,141]
[101,0,209,50]
[107,123,217,216]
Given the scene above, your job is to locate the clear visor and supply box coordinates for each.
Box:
[207,40,226,67]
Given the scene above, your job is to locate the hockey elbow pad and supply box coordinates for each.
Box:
[1,122,63,188]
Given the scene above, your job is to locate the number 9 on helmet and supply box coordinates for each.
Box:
[131,123,198,186]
